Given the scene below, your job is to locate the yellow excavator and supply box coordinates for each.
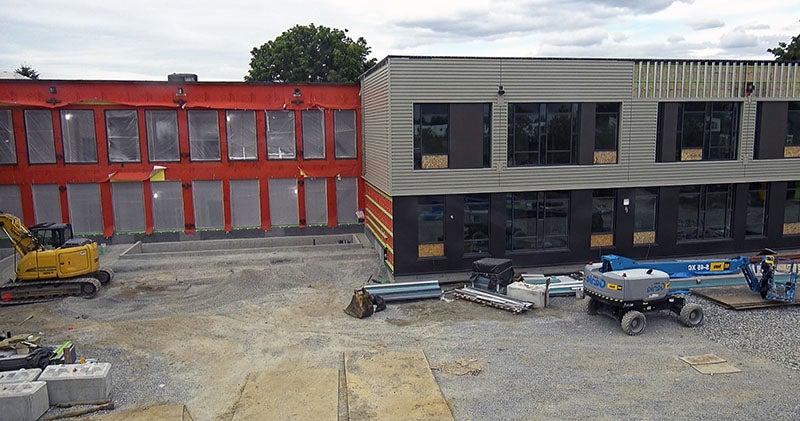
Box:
[0,213,113,305]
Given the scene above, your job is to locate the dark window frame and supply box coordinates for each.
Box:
[417,196,445,259]
[413,103,492,170]
[672,102,740,162]
[677,184,734,242]
[505,191,570,252]
[464,195,491,255]
[591,189,616,244]
[787,102,800,148]
[104,109,142,164]
[145,109,181,163]
[785,181,800,228]
[507,103,580,167]
[745,182,769,238]
[634,187,659,240]
[595,103,620,154]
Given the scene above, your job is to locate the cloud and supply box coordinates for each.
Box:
[611,33,629,42]
[544,31,609,47]
[689,18,725,30]
[743,23,770,30]
[719,30,759,49]
[667,35,685,44]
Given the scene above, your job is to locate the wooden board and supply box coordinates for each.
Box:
[692,362,742,375]
[693,285,798,310]
[345,349,454,421]
[232,368,338,421]
[680,354,726,365]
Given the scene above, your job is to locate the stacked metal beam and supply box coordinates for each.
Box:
[452,287,534,314]
[363,281,442,302]
[520,274,583,297]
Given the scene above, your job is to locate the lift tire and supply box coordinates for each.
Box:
[679,303,704,327]
[621,311,646,336]
[586,297,600,315]
[95,267,114,285]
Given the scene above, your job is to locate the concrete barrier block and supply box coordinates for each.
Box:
[0,368,42,384]
[0,381,49,421]
[38,362,112,404]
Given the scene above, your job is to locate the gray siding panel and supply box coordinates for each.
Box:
[361,64,391,194]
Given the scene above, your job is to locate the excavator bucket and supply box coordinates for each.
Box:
[344,289,374,319]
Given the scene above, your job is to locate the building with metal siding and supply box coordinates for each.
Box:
[0,80,364,242]
[361,56,800,275]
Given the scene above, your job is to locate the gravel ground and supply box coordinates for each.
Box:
[1,241,800,420]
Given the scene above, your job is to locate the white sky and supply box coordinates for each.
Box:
[1,0,798,80]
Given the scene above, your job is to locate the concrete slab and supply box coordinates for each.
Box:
[232,368,338,421]
[679,354,727,365]
[694,285,798,310]
[692,363,742,375]
[38,362,112,404]
[0,381,49,421]
[345,349,454,421]
[0,368,41,384]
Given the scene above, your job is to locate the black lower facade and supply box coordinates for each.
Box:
[392,181,800,275]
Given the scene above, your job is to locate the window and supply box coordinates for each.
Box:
[508,103,579,166]
[32,184,61,223]
[787,102,800,157]
[634,188,658,245]
[226,111,257,160]
[304,178,327,225]
[506,191,570,251]
[0,110,15,164]
[230,179,260,228]
[336,177,358,224]
[677,184,733,241]
[192,181,223,229]
[594,103,619,164]
[660,102,740,162]
[67,183,103,233]
[61,110,97,163]
[152,181,184,231]
[414,104,448,169]
[0,185,22,218]
[187,110,220,161]
[418,197,444,258]
[25,110,56,164]
[464,195,490,254]
[105,110,140,163]
[268,178,298,226]
[302,109,325,159]
[414,103,491,170]
[746,183,768,237]
[785,181,800,235]
[146,110,179,162]
[111,182,145,232]
[267,111,296,159]
[591,189,615,247]
[334,110,356,158]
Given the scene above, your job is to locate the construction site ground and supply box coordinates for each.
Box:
[1,238,799,420]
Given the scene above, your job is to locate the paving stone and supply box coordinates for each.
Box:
[38,362,112,404]
[0,381,49,421]
[0,368,41,384]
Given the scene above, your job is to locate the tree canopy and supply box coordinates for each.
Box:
[768,30,800,61]
[246,24,377,83]
[14,64,39,79]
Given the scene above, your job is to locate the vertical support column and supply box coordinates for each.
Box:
[657,186,680,252]
[52,109,64,165]
[19,183,35,226]
[218,110,228,163]
[489,193,506,258]
[325,109,335,163]
[94,109,109,166]
[99,182,114,238]
[326,177,337,228]
[182,182,195,235]
[137,109,148,164]
[295,109,303,160]
[614,188,635,254]
[222,178,232,232]
[298,178,307,228]
[731,183,748,242]
[444,195,464,271]
[59,185,70,223]
[260,177,270,231]
[177,109,190,163]
[255,110,267,161]
[768,181,788,241]
[578,103,596,165]
[12,110,34,225]
[142,180,154,235]
[569,190,592,259]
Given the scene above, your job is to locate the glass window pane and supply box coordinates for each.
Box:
[152,181,184,231]
[111,182,145,232]
[230,179,260,228]
[591,189,615,234]
[677,186,701,241]
[506,193,538,251]
[334,110,356,158]
[784,182,800,224]
[681,108,705,149]
[0,110,16,164]
[595,103,619,152]
[267,111,296,159]
[414,104,449,169]
[0,185,23,218]
[304,178,328,225]
[508,104,539,166]
[25,110,56,164]
[464,195,490,254]
[418,197,444,245]
[634,188,658,232]
[704,184,732,239]
[192,180,223,229]
[545,103,574,165]
[106,110,140,163]
[708,103,738,160]
[226,111,257,160]
[61,110,97,163]
[787,103,800,147]
[336,177,358,224]
[32,184,61,223]
[67,183,103,234]
[302,109,325,159]
[146,110,179,162]
[746,183,767,237]
[543,192,569,249]
[269,178,298,226]
[188,110,220,161]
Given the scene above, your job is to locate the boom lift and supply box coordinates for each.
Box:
[0,213,113,305]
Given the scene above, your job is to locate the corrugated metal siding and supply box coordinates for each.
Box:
[360,64,392,194]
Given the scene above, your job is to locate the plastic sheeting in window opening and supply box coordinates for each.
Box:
[192,181,223,229]
[266,111,296,159]
[111,182,145,232]
[32,184,62,223]
[336,177,358,224]
[146,110,180,162]
[106,110,141,163]
[268,178,298,226]
[67,184,103,234]
[302,109,325,159]
[230,179,260,228]
[0,110,16,164]
[334,110,357,158]
[304,178,328,225]
[24,110,56,164]
[61,110,97,163]
[152,181,184,230]
[226,111,257,160]
[0,184,23,218]
[188,111,220,161]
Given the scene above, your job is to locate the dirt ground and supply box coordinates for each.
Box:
[1,239,799,420]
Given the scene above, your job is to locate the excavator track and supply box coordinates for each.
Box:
[0,277,102,306]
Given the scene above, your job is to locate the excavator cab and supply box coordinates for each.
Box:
[28,222,74,250]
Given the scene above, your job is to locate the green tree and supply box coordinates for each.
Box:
[14,64,39,79]
[246,24,377,83]
[768,30,800,61]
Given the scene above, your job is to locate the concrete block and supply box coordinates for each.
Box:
[507,281,548,308]
[0,381,49,421]
[39,362,112,404]
[0,368,41,384]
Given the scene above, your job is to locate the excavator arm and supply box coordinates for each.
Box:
[0,213,40,257]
